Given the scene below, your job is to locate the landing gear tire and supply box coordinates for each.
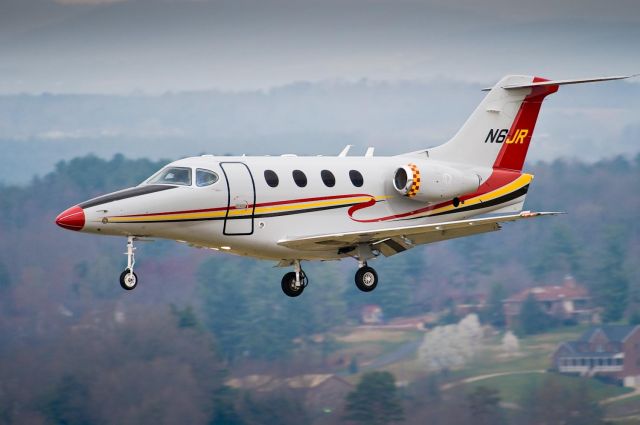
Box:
[355,266,378,292]
[119,269,138,291]
[281,271,307,297]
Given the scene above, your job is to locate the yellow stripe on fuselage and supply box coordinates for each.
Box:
[417,173,533,218]
[107,195,389,223]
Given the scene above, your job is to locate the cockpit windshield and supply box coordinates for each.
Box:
[147,167,192,186]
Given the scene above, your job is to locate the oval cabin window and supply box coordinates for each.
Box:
[292,170,307,187]
[349,170,364,187]
[264,170,279,188]
[321,170,336,187]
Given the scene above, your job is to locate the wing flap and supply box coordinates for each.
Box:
[277,211,562,252]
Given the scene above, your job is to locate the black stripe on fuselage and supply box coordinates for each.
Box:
[79,185,177,209]
[109,202,360,224]
[425,184,529,218]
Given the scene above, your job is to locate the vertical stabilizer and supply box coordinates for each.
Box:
[427,75,558,171]
[422,74,633,171]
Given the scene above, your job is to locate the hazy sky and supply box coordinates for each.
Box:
[1,0,639,93]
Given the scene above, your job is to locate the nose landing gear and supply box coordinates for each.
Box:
[119,236,138,290]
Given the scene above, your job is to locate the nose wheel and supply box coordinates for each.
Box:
[120,236,139,291]
[120,269,138,290]
[355,264,378,292]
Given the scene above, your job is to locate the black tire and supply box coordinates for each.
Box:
[355,266,378,292]
[119,269,138,291]
[281,271,305,297]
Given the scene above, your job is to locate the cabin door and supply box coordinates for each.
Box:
[220,162,256,235]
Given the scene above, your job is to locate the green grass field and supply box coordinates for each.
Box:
[464,372,631,404]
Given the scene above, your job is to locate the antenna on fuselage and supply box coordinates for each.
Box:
[338,145,352,157]
[365,147,375,157]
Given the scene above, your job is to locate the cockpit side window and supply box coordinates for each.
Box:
[196,169,219,187]
[148,167,192,186]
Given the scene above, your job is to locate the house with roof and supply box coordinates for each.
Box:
[503,276,595,328]
[226,373,353,419]
[361,304,383,324]
[552,325,640,387]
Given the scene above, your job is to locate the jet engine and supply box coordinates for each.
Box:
[392,162,480,203]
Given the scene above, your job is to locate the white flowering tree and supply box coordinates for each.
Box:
[501,331,520,356]
[418,314,483,372]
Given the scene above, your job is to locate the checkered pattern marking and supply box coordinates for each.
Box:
[407,163,421,198]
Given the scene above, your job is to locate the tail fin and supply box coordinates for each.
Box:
[426,74,632,171]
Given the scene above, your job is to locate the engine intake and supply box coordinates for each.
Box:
[392,162,480,203]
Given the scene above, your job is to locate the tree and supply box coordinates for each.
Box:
[41,375,91,425]
[501,331,520,356]
[518,294,551,335]
[171,305,200,329]
[344,371,404,425]
[530,224,579,280]
[0,261,10,291]
[239,391,308,425]
[483,283,506,328]
[467,386,506,425]
[419,314,483,372]
[593,226,630,322]
[518,376,605,425]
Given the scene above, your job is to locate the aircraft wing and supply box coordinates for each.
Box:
[277,211,561,257]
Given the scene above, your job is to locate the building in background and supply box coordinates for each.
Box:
[552,325,640,387]
[503,276,596,328]
[361,305,384,325]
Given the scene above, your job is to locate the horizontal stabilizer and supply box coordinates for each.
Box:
[482,74,636,91]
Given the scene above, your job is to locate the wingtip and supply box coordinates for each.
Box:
[519,211,566,217]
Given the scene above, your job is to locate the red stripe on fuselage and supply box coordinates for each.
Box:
[348,169,522,223]
[111,193,375,218]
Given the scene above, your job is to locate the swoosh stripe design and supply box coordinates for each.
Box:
[107,195,387,223]
[349,173,532,223]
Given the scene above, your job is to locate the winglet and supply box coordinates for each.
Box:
[519,211,565,217]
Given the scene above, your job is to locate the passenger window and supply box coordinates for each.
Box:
[292,170,307,187]
[148,167,192,186]
[196,169,219,187]
[264,170,279,188]
[321,170,335,187]
[349,170,364,187]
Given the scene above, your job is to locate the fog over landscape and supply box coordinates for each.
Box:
[1,79,639,185]
[1,1,640,424]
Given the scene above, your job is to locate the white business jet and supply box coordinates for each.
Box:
[55,74,632,296]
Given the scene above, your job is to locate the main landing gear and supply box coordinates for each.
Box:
[280,254,380,297]
[355,262,378,292]
[119,236,138,291]
[281,260,308,297]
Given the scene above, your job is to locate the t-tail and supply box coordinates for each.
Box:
[424,74,633,171]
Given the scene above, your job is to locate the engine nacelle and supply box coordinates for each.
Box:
[393,162,480,202]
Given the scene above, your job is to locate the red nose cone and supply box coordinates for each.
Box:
[55,205,85,231]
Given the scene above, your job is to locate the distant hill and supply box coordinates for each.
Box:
[1,80,639,184]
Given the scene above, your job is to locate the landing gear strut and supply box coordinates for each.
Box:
[281,260,308,297]
[119,236,138,290]
[355,262,378,292]
[353,245,379,292]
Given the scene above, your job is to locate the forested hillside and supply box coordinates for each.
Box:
[0,153,638,423]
